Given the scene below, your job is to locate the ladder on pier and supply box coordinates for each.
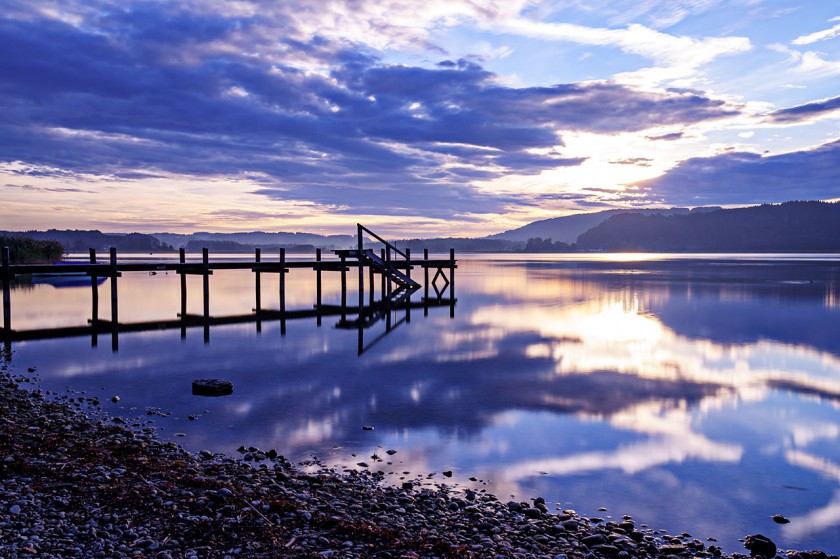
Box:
[345,248,419,289]
[344,225,420,290]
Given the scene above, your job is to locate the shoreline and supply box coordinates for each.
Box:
[0,364,835,559]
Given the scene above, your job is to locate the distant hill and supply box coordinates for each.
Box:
[488,207,722,243]
[576,201,840,252]
[7,201,838,255]
[1,230,174,253]
[153,231,356,250]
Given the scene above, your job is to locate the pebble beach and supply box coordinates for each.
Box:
[1,361,837,559]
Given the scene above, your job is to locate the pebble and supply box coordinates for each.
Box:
[1,366,836,559]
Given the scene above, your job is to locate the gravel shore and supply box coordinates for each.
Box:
[1,361,836,559]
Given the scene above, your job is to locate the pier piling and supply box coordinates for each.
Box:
[2,246,10,338]
[316,248,322,326]
[279,248,286,335]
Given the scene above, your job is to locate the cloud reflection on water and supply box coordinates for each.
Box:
[9,256,840,550]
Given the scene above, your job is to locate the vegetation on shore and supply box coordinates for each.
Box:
[0,234,64,264]
[576,201,840,252]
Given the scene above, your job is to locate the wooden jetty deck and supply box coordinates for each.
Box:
[1,225,457,355]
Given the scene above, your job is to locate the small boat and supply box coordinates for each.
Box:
[31,262,107,288]
[32,275,107,288]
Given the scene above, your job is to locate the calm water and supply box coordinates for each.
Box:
[5,254,840,553]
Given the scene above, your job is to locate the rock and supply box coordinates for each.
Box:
[191,379,233,397]
[771,514,790,524]
[361,425,374,430]
[524,507,542,519]
[744,534,777,558]
[660,544,688,555]
[386,449,397,455]
[442,470,453,477]
[111,395,120,403]
[10,504,21,515]
[583,534,607,547]
[562,519,579,531]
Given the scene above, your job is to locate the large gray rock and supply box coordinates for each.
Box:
[191,379,233,396]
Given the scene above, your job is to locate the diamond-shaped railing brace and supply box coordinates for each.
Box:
[431,267,450,299]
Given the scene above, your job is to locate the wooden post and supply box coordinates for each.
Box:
[279,248,286,336]
[315,248,322,327]
[385,247,392,299]
[340,253,347,322]
[357,224,364,325]
[109,247,119,352]
[89,249,99,324]
[405,248,411,323]
[254,247,262,333]
[368,255,375,306]
[2,246,11,337]
[109,247,119,325]
[89,248,98,347]
[380,248,386,300]
[202,248,210,320]
[423,248,429,316]
[254,247,261,313]
[449,248,455,319]
[179,248,187,320]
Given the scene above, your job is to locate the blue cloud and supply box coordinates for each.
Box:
[636,140,840,205]
[0,5,743,218]
[768,96,840,123]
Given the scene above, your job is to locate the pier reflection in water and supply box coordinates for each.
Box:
[6,255,840,553]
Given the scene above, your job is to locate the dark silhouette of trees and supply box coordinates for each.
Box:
[0,235,65,263]
[523,237,575,252]
[576,201,840,252]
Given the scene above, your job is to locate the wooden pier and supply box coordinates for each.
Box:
[1,225,456,354]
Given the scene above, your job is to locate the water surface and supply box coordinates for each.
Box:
[6,254,840,553]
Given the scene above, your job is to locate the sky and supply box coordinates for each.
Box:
[1,0,840,237]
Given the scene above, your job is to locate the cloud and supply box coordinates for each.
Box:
[497,17,751,85]
[636,139,840,205]
[769,43,840,79]
[792,17,840,46]
[768,95,840,124]
[647,132,684,141]
[0,6,742,220]
[573,0,729,30]
[611,157,653,166]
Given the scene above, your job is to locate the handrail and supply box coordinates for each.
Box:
[357,224,409,260]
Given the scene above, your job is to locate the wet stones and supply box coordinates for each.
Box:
[2,365,837,559]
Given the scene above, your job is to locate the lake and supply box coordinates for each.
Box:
[5,253,840,553]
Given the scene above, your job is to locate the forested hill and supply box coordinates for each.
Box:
[2,230,174,253]
[576,201,840,252]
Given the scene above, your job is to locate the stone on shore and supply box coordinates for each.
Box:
[191,378,233,396]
